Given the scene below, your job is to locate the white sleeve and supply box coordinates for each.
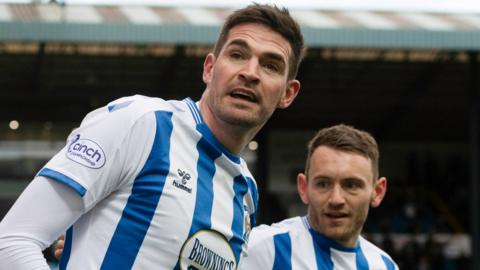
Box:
[0,176,85,270]
[39,97,157,211]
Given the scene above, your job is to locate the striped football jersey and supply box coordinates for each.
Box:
[239,216,398,270]
[38,95,258,269]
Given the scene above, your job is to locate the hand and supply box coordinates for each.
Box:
[54,235,64,261]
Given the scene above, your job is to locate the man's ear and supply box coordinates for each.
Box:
[277,79,300,109]
[371,177,387,208]
[202,53,216,84]
[297,173,309,205]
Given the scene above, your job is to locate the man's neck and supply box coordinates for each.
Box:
[305,215,360,249]
[198,98,260,155]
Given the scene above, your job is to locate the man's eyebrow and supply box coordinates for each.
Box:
[342,177,365,183]
[227,39,287,64]
[227,39,249,49]
[263,52,286,65]
[312,175,332,181]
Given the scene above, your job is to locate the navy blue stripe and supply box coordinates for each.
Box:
[381,255,396,270]
[246,177,258,227]
[272,232,292,270]
[185,99,199,124]
[59,227,73,270]
[309,228,334,270]
[38,168,86,197]
[230,175,249,263]
[100,111,173,270]
[356,245,369,270]
[173,130,222,270]
[301,216,310,228]
[311,227,358,252]
[108,100,134,112]
[187,98,202,123]
[185,98,201,124]
[188,132,221,234]
[197,123,240,164]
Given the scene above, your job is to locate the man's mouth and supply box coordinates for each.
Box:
[324,212,348,219]
[230,89,257,102]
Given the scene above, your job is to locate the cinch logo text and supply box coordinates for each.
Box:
[66,135,106,169]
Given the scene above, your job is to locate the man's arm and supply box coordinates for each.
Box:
[0,176,84,269]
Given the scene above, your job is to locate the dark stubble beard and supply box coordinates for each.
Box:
[215,98,271,128]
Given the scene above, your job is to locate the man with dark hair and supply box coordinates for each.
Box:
[0,4,305,269]
[240,124,399,270]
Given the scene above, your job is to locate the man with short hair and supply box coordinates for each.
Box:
[0,4,305,269]
[240,124,399,270]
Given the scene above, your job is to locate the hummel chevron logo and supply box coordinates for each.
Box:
[172,169,192,193]
[178,169,191,184]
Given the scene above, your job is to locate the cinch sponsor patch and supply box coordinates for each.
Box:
[179,230,236,270]
[66,134,106,169]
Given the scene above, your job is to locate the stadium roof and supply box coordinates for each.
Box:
[1,3,480,50]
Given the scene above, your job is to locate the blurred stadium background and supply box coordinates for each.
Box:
[0,0,479,269]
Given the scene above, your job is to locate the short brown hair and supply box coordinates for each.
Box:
[213,3,305,80]
[305,124,380,181]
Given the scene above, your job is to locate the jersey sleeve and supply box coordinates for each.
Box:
[37,96,158,210]
[0,176,85,270]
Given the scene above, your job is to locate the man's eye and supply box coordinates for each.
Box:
[263,63,279,72]
[344,181,362,190]
[316,181,330,188]
[346,183,358,189]
[230,52,243,59]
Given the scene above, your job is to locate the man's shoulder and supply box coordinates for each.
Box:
[77,95,195,140]
[358,236,388,254]
[94,95,195,125]
[106,95,188,114]
[358,236,398,266]
[270,216,305,231]
[250,216,305,243]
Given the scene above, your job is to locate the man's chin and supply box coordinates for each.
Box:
[221,113,263,128]
[323,228,350,243]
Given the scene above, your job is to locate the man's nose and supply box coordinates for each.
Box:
[239,59,260,83]
[328,185,346,206]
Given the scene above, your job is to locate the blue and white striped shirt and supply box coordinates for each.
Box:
[240,216,398,270]
[39,95,258,269]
